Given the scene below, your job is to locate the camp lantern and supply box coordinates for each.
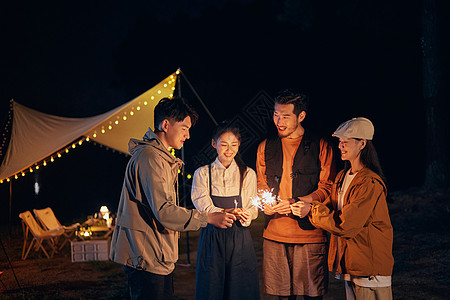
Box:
[99,206,110,221]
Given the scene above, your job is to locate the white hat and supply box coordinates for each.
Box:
[332,117,374,140]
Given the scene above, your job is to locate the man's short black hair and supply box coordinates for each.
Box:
[154,97,199,131]
[274,88,309,116]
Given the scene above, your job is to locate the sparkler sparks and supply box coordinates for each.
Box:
[251,189,278,211]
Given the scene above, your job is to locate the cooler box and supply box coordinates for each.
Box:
[71,239,110,262]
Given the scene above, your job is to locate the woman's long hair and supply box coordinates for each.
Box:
[342,140,387,185]
[212,123,248,187]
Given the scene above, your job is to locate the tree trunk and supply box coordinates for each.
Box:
[421,0,450,189]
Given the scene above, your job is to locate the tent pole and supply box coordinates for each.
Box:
[9,181,12,236]
[177,71,191,267]
[179,70,218,126]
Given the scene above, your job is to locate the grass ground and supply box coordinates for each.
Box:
[0,187,449,299]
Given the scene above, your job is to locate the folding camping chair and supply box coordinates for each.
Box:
[18,211,65,260]
[33,207,80,250]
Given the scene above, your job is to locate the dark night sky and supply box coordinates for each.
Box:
[0,1,448,224]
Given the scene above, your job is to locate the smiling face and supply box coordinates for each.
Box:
[273,103,306,138]
[162,116,192,150]
[212,131,240,168]
[338,138,366,163]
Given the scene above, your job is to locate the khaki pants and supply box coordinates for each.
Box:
[345,281,393,300]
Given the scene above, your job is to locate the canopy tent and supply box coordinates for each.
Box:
[0,71,177,182]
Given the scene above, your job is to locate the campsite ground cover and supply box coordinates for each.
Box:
[0,187,449,299]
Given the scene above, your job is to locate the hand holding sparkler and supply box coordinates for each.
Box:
[272,199,292,215]
[207,212,236,228]
[234,208,251,223]
[290,201,312,218]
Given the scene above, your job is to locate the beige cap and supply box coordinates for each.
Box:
[332,117,374,140]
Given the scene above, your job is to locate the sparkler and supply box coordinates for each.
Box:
[250,189,278,211]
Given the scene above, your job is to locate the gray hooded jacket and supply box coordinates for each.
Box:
[110,128,208,275]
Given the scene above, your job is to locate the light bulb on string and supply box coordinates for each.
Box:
[115,120,119,125]
[108,125,112,130]
[144,101,148,105]
[57,153,61,158]
[93,133,97,138]
[43,161,47,166]
[51,156,54,162]
[130,111,134,116]
[123,116,127,121]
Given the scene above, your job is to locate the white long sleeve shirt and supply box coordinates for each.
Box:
[191,158,259,227]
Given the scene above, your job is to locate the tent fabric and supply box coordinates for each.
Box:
[0,72,177,181]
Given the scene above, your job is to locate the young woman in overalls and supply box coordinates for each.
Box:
[191,124,260,300]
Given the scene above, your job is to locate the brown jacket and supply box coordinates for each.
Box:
[310,168,394,276]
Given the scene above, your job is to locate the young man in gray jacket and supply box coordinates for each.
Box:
[110,97,236,300]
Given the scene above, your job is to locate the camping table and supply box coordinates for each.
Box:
[89,225,113,239]
[77,220,114,240]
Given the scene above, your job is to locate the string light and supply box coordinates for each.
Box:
[1,72,178,184]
